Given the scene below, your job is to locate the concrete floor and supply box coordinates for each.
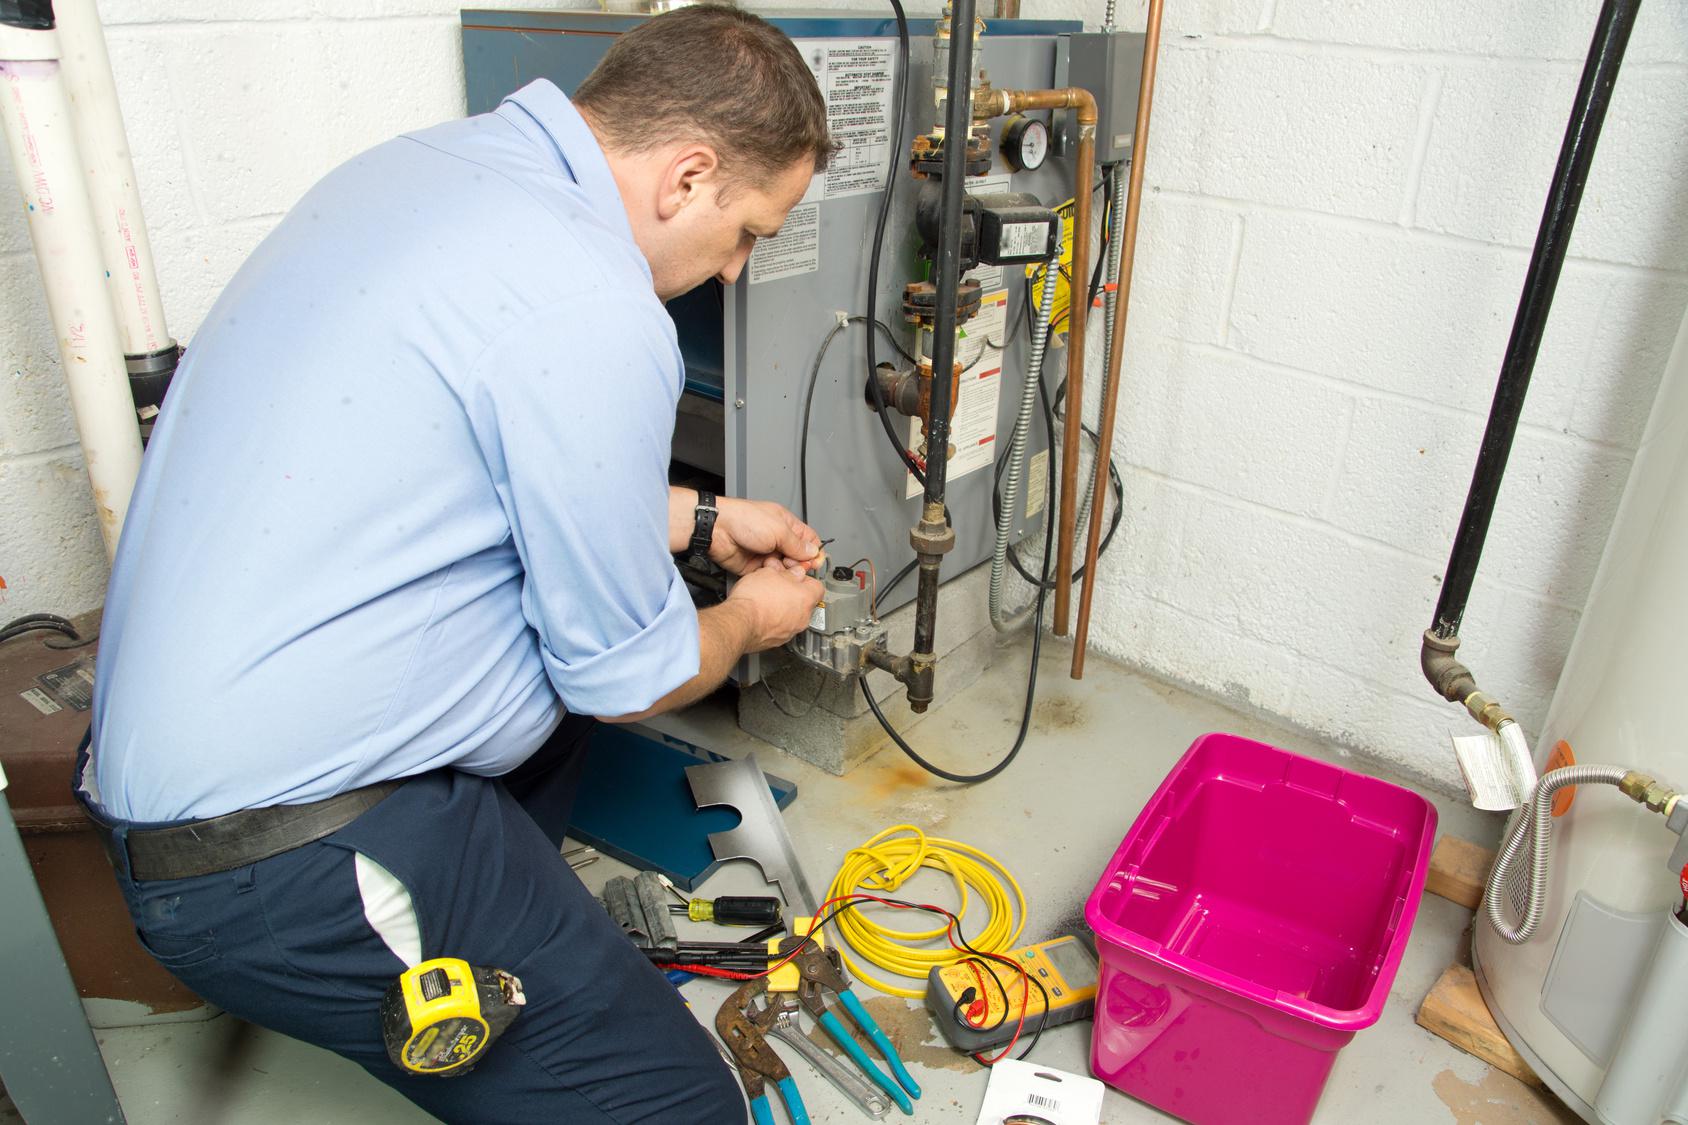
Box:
[5,639,1581,1125]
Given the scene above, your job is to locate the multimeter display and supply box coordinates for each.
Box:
[924,935,1100,1052]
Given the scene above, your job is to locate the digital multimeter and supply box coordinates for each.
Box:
[924,935,1099,1052]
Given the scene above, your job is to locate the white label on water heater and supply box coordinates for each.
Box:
[1451,722,1538,811]
[793,39,897,203]
[749,203,820,285]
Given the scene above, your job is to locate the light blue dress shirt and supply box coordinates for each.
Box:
[89,81,701,823]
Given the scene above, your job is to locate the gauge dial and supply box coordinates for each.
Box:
[1001,115,1049,172]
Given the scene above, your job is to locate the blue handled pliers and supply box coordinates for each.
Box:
[791,947,922,1116]
[717,981,810,1125]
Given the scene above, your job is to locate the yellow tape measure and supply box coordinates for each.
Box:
[380,958,526,1077]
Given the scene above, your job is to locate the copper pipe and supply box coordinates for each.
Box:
[1072,0,1163,678]
[976,87,1097,635]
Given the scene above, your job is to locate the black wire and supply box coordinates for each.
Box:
[874,558,918,616]
[814,893,1050,1062]
[0,613,93,649]
[861,368,1057,786]
[863,0,924,484]
[800,317,921,524]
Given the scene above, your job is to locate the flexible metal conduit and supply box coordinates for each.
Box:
[971,85,1096,638]
[990,238,1062,632]
[1421,0,1639,715]
[1487,765,1631,944]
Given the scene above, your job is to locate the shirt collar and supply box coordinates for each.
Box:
[497,79,635,249]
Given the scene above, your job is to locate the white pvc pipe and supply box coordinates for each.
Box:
[1,25,143,559]
[52,0,172,360]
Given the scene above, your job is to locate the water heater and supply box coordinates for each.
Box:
[1475,305,1688,1123]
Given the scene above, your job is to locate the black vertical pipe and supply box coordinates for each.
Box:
[908,0,975,677]
[0,1,55,29]
[921,2,974,509]
[1431,0,1640,640]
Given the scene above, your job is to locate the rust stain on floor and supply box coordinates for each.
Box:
[1432,1067,1581,1125]
[851,760,937,803]
[804,994,978,1075]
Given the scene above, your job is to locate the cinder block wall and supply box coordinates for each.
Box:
[1041,0,1688,788]
[2,0,1683,790]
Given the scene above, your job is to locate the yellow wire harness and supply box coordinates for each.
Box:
[824,825,1028,999]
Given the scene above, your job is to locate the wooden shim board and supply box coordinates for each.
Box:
[1417,963,1542,1088]
[1425,835,1494,910]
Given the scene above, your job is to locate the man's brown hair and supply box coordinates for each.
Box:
[574,5,834,183]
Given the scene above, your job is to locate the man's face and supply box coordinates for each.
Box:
[654,157,814,301]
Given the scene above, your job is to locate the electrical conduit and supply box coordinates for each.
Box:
[990,237,1062,631]
[0,12,143,558]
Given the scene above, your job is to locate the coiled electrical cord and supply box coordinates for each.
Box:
[824,825,1027,999]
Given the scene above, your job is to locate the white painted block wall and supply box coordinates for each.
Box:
[1,0,1683,790]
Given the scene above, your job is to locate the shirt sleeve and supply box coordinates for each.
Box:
[460,290,700,717]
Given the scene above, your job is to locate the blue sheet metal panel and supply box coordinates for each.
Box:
[566,724,798,891]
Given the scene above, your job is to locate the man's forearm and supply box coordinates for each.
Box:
[600,600,755,723]
[668,485,700,554]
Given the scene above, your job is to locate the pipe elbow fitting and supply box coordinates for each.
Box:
[1420,630,1478,703]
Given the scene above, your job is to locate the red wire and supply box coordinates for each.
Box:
[695,891,1036,1065]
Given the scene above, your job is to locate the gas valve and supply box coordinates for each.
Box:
[787,566,887,677]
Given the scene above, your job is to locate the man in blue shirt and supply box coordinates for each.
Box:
[80,8,833,1121]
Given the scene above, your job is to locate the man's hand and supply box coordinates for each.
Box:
[709,497,823,576]
[726,565,824,651]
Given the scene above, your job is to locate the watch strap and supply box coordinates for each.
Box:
[688,490,718,560]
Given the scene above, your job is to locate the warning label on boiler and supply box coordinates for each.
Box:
[794,39,896,203]
[749,203,820,285]
[905,290,1009,498]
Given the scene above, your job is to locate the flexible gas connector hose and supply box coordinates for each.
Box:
[990,242,1063,632]
[824,825,1028,999]
[1487,762,1630,944]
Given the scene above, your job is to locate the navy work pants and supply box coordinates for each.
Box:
[89,718,744,1123]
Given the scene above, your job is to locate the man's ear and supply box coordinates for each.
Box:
[656,144,722,221]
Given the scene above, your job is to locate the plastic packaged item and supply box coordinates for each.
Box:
[1084,733,1437,1125]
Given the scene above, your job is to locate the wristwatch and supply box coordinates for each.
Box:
[688,490,718,563]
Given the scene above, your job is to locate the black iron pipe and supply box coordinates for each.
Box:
[1430,0,1639,641]
[905,0,976,712]
[921,4,974,511]
[0,1,54,30]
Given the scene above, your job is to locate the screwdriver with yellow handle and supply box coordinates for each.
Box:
[656,874,783,927]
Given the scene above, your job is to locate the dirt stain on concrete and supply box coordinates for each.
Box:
[804,994,978,1075]
[1033,695,1087,731]
[1431,1067,1581,1125]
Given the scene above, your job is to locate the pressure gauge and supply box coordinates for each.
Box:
[1000,115,1049,173]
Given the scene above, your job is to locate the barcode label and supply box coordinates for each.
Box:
[1027,1092,1060,1110]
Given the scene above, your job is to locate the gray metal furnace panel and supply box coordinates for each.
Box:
[461,12,1102,645]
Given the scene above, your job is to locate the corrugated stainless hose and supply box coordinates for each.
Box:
[990,239,1063,631]
[1487,762,1630,944]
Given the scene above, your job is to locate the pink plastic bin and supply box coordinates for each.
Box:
[1085,733,1437,1125]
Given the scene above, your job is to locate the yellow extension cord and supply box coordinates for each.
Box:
[823,825,1028,999]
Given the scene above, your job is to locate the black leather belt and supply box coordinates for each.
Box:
[101,781,404,882]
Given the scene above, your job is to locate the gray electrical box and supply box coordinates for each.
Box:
[1061,30,1146,164]
[464,11,1111,681]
